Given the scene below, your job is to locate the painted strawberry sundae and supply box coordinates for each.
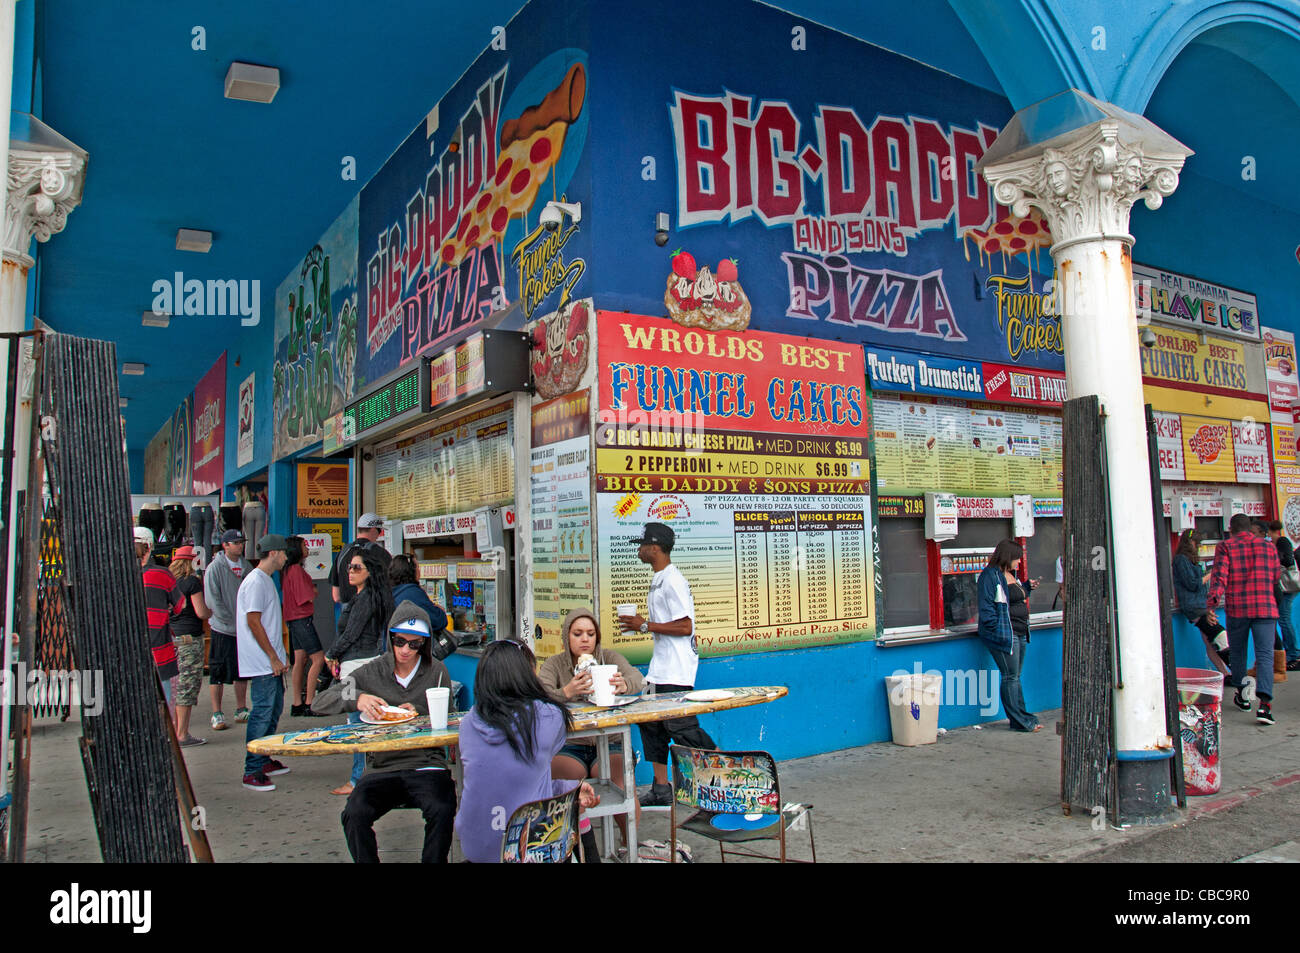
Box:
[664,250,751,331]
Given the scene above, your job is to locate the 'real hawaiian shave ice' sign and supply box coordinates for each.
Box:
[1133,262,1260,342]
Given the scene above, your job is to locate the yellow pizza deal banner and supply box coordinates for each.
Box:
[1180,416,1236,482]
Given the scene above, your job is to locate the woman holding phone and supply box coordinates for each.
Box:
[977,539,1041,732]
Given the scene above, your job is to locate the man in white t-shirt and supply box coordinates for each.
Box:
[237,534,291,791]
[618,522,716,807]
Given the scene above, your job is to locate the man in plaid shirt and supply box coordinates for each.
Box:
[1207,513,1281,725]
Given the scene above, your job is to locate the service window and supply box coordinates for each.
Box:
[1026,519,1062,612]
[939,520,1013,627]
[879,518,929,629]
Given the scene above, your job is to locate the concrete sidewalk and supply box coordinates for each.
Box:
[17,670,1300,862]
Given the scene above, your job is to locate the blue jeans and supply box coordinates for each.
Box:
[244,673,285,777]
[987,634,1038,731]
[1277,591,1299,662]
[349,711,365,785]
[1226,616,1275,702]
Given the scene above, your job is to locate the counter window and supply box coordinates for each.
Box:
[1025,519,1062,613]
[878,518,930,629]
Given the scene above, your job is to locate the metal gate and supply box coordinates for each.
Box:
[1060,395,1118,818]
[7,332,192,862]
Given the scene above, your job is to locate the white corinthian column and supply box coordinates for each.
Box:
[0,138,87,811]
[982,120,1188,785]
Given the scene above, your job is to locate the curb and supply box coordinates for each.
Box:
[1043,770,1300,862]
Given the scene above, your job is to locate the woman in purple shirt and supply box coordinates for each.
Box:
[455,640,597,862]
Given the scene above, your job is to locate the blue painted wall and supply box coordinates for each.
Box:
[448,627,1064,782]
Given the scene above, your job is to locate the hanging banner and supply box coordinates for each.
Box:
[272,196,360,460]
[170,395,193,495]
[237,372,255,467]
[595,311,874,663]
[530,391,593,660]
[1278,409,1300,544]
[1263,327,1299,425]
[1132,262,1260,341]
[192,353,226,495]
[143,419,171,494]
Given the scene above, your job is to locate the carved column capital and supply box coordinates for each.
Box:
[5,148,87,267]
[981,121,1186,253]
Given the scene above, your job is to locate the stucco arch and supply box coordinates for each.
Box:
[1114,0,1300,112]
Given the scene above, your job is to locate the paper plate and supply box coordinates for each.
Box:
[360,708,417,726]
[684,689,734,702]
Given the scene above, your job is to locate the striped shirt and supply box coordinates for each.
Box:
[143,564,183,679]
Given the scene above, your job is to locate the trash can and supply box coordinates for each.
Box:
[1176,668,1224,796]
[884,673,941,746]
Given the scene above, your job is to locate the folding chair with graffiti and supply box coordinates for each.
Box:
[669,747,815,863]
[500,788,583,863]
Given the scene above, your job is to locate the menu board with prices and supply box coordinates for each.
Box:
[530,393,593,659]
[873,393,1061,497]
[599,493,874,663]
[595,311,877,663]
[733,510,868,629]
[373,401,515,521]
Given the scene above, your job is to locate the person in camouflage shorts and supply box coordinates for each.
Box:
[170,546,213,746]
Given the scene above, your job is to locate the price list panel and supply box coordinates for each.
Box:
[371,401,515,520]
[733,510,868,628]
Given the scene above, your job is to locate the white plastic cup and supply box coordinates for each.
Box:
[426,687,450,732]
[617,603,636,619]
[589,665,618,706]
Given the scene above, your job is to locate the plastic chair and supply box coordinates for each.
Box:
[669,747,815,863]
[500,788,583,863]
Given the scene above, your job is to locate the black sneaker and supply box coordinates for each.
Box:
[1257,703,1275,726]
[1287,659,1300,672]
[639,783,672,807]
[1233,690,1252,711]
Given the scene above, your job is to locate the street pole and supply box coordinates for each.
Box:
[981,98,1191,823]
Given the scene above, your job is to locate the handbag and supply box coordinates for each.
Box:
[1280,564,1300,594]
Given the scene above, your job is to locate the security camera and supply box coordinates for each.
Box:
[654,211,671,247]
[1140,327,1157,348]
[540,200,581,232]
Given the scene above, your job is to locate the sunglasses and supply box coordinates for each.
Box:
[347,564,365,573]
[390,635,426,649]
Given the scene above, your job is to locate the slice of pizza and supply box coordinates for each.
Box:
[960,206,1052,269]
[438,63,586,268]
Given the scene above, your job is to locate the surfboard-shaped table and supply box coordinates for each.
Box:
[247,686,789,757]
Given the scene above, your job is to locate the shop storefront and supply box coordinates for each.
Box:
[1134,262,1281,664]
[867,346,1065,641]
[334,329,531,690]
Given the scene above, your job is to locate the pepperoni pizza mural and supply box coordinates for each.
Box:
[357,0,591,387]
[587,0,1063,371]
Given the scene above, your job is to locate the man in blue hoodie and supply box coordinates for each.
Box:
[313,601,455,862]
